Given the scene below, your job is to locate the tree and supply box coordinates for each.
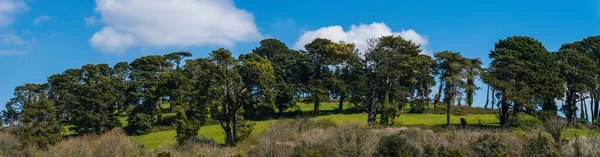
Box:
[485,36,563,126]
[252,39,299,116]
[66,64,121,135]
[302,38,347,115]
[408,54,436,113]
[556,44,596,125]
[1,99,19,126]
[112,62,130,114]
[208,48,275,145]
[435,51,470,125]
[17,88,62,148]
[172,57,217,144]
[465,58,483,107]
[326,41,361,113]
[363,36,425,126]
[563,36,600,122]
[2,83,48,126]
[125,55,172,135]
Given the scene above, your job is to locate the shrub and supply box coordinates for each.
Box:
[0,131,23,157]
[157,151,173,157]
[509,113,542,128]
[374,134,420,157]
[444,149,467,157]
[92,129,138,157]
[49,138,93,157]
[183,137,218,146]
[561,136,600,157]
[523,133,555,157]
[304,151,323,157]
[544,116,567,142]
[471,134,508,157]
[176,144,237,157]
[327,124,377,157]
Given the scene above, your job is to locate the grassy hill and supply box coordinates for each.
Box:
[131,102,502,149]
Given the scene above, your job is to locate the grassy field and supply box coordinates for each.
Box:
[61,102,597,149]
[132,113,500,149]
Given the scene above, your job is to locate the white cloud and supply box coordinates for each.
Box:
[33,15,52,24]
[0,0,31,55]
[84,16,97,26]
[0,0,28,26]
[0,33,34,55]
[294,22,429,54]
[90,27,135,54]
[90,0,262,53]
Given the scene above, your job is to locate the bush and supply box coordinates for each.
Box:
[328,124,377,157]
[472,134,508,157]
[374,134,420,157]
[444,149,467,157]
[92,129,138,157]
[509,113,542,128]
[544,116,567,142]
[0,131,23,157]
[523,133,555,157]
[183,137,218,146]
[49,138,93,157]
[157,151,173,157]
[561,136,600,157]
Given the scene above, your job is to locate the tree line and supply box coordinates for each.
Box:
[2,35,600,147]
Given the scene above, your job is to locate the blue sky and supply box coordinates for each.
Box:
[1,0,600,111]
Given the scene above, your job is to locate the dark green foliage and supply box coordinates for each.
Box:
[485,36,563,126]
[363,35,434,126]
[126,55,172,135]
[523,133,555,157]
[1,100,18,127]
[509,113,542,128]
[444,149,467,157]
[125,113,153,135]
[252,39,299,116]
[63,64,122,135]
[557,42,597,125]
[434,51,480,125]
[17,92,62,148]
[206,49,275,146]
[157,151,172,157]
[472,134,508,157]
[374,134,420,157]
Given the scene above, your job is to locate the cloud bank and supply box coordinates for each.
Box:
[90,0,262,54]
[294,22,429,54]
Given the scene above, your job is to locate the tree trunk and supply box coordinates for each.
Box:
[484,85,490,109]
[591,95,595,122]
[593,91,600,120]
[434,78,444,109]
[367,90,377,126]
[338,94,345,114]
[278,104,285,118]
[313,99,320,116]
[446,100,451,126]
[584,99,589,122]
[224,117,235,146]
[566,90,575,126]
[491,89,496,110]
[500,96,510,126]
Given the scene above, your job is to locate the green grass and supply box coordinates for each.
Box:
[132,113,499,149]
[562,128,600,140]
